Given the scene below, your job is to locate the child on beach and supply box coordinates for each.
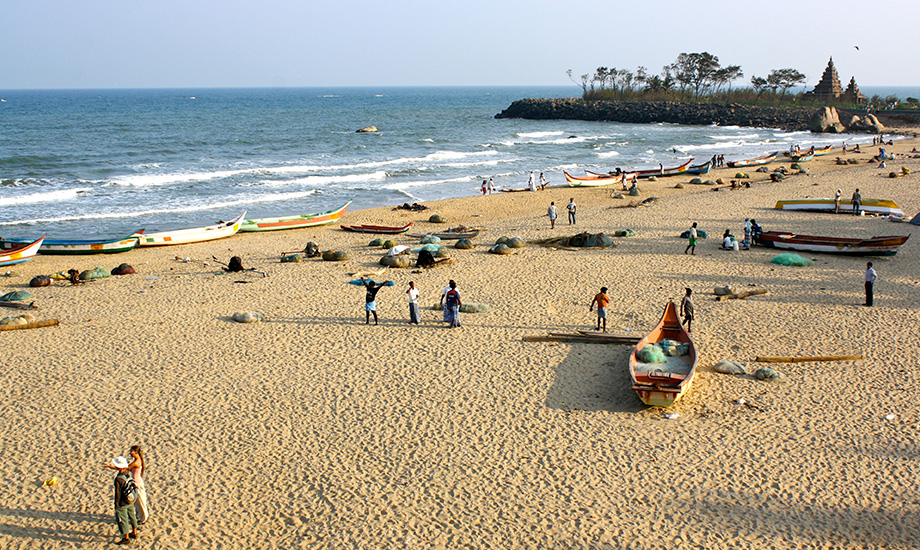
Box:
[547,202,557,229]
[680,288,694,332]
[589,287,609,332]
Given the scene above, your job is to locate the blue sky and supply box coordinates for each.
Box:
[3,0,918,89]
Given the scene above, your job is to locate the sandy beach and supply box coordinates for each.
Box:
[2,138,920,549]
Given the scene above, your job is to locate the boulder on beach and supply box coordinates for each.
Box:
[30,275,52,287]
[79,266,111,280]
[713,360,747,375]
[111,263,136,275]
[232,311,264,323]
[356,126,378,133]
[689,177,702,184]
[429,214,446,224]
[0,290,35,302]
[454,239,474,249]
[322,250,349,261]
[755,367,785,381]
[380,255,411,268]
[369,238,384,247]
[713,285,735,296]
[771,172,785,182]
[489,244,513,255]
[506,237,525,248]
[811,106,845,133]
[280,253,305,263]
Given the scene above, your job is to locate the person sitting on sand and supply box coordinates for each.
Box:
[722,230,735,250]
[853,144,861,153]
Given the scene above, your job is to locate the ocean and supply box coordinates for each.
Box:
[0,86,910,239]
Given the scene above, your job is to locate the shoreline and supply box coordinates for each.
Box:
[2,137,920,548]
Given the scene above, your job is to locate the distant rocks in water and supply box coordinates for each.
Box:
[356,126,378,133]
[280,253,305,263]
[232,311,264,323]
[429,214,446,224]
[0,290,35,302]
[811,106,846,133]
[79,267,110,280]
[380,255,411,268]
[30,275,52,287]
[489,243,512,255]
[755,367,785,381]
[111,263,135,275]
[713,360,747,375]
[454,239,474,249]
[846,113,884,134]
[322,250,349,261]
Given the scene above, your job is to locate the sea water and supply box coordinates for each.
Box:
[0,86,896,239]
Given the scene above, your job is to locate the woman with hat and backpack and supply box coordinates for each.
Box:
[104,455,139,544]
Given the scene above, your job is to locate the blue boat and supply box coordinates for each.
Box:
[685,161,712,175]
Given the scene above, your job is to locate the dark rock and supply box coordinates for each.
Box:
[30,275,52,287]
[356,126,378,133]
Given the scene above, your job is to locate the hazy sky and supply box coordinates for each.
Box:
[3,0,918,89]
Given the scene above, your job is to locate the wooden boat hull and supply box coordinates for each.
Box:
[790,153,815,162]
[727,152,778,168]
[774,198,904,216]
[685,161,712,175]
[0,237,44,267]
[137,211,246,247]
[409,230,480,240]
[565,171,636,187]
[341,223,413,234]
[755,231,909,256]
[630,159,694,178]
[239,201,351,232]
[629,301,698,407]
[0,230,143,255]
[784,146,832,157]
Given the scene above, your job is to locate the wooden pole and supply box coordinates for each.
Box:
[755,355,863,363]
[0,319,59,332]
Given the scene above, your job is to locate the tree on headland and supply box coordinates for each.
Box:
[766,68,806,99]
[665,52,722,98]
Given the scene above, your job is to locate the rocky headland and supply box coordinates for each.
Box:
[495,98,905,134]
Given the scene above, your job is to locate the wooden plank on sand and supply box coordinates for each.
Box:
[715,289,768,301]
[0,319,60,332]
[755,354,863,363]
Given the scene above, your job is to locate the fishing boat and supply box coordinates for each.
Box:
[137,211,246,247]
[784,145,832,157]
[790,153,815,162]
[629,301,698,407]
[726,151,778,168]
[774,198,904,216]
[0,230,143,255]
[626,159,694,178]
[239,201,351,232]
[341,223,413,234]
[564,171,637,187]
[755,231,910,256]
[408,230,480,240]
[0,237,44,267]
[685,160,712,175]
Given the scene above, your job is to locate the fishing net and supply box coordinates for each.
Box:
[459,302,490,313]
[771,253,812,267]
[637,344,667,363]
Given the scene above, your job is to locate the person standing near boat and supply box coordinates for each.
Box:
[361,277,390,325]
[834,189,842,213]
[684,222,698,255]
[865,262,877,307]
[566,198,577,225]
[852,189,862,215]
[547,202,557,229]
[589,287,609,332]
[680,288,694,332]
[406,281,421,325]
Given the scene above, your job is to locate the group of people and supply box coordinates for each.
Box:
[547,198,577,228]
[480,178,496,195]
[528,171,548,192]
[835,188,862,215]
[721,219,763,250]
[104,445,149,545]
[590,286,694,334]
[709,154,726,167]
[359,277,462,327]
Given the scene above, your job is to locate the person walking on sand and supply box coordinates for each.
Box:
[528,171,537,191]
[104,456,138,545]
[481,179,488,195]
[684,222,698,255]
[361,277,390,325]
[127,446,149,524]
[834,189,842,213]
[547,201,557,229]
[539,172,548,190]
[589,287,610,332]
[488,177,495,194]
[852,188,862,215]
[444,281,462,328]
[865,262,877,307]
[406,281,421,325]
[566,198,577,225]
[439,280,454,322]
[680,288,694,332]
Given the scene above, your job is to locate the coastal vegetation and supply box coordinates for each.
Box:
[568,52,915,110]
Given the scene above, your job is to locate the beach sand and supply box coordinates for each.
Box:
[2,139,920,549]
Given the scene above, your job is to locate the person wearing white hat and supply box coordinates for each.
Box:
[104,455,139,544]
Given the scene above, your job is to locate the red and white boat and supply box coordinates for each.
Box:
[0,236,45,267]
[755,231,910,256]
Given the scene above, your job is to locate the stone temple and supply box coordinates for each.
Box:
[803,58,864,104]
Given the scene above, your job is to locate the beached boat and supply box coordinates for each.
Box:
[0,230,143,255]
[774,198,904,216]
[784,145,833,157]
[626,159,694,178]
[239,201,351,232]
[564,171,637,187]
[755,231,909,256]
[341,223,413,234]
[629,301,698,407]
[137,211,246,247]
[726,151,778,168]
[0,237,44,267]
[685,160,712,175]
[790,153,815,162]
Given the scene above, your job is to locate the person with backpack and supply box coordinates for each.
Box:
[104,455,139,544]
[444,280,462,328]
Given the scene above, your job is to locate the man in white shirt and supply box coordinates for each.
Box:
[865,262,877,307]
[566,198,577,225]
[406,281,421,324]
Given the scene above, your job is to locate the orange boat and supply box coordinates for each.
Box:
[628,301,698,407]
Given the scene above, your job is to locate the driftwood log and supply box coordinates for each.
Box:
[523,332,640,345]
[755,355,863,363]
[715,289,768,301]
[0,301,38,310]
[0,319,59,331]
